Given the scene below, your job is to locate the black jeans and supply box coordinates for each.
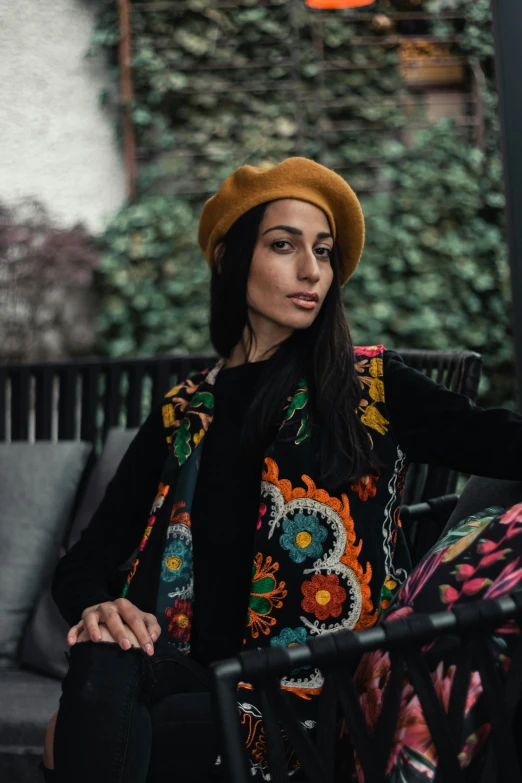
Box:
[53,641,220,783]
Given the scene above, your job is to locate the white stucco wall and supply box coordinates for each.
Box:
[0,0,126,234]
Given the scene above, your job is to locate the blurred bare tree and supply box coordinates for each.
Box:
[0,201,99,362]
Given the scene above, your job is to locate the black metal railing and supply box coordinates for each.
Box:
[0,354,213,451]
[0,348,482,505]
[212,593,522,783]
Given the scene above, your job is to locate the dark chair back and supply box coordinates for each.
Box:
[0,354,214,452]
[396,348,483,505]
[0,349,481,462]
[394,349,483,563]
[211,594,522,783]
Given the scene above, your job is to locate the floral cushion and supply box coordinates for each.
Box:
[350,502,522,782]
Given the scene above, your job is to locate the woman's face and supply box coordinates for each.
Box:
[246,199,335,341]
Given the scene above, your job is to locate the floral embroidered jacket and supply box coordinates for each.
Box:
[121,345,409,775]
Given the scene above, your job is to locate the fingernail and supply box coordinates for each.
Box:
[121,638,131,650]
[150,632,157,642]
[92,633,101,642]
[144,643,153,656]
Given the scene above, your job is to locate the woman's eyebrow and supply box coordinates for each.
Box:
[262,225,333,240]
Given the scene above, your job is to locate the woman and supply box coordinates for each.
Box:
[42,157,522,782]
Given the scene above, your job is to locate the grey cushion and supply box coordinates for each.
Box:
[67,427,139,549]
[19,429,139,679]
[0,442,92,669]
[0,670,61,752]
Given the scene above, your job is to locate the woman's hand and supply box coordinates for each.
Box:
[67,598,161,656]
[77,621,141,647]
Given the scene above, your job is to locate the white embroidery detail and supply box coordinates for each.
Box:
[382,446,408,587]
[262,481,286,539]
[260,483,363,633]
[280,667,324,690]
[151,492,167,513]
[205,359,225,386]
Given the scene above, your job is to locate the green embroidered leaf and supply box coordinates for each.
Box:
[191,391,214,409]
[285,388,309,422]
[253,575,276,594]
[173,419,192,465]
[249,596,271,615]
[295,416,312,445]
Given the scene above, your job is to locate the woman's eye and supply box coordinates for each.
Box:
[271,241,331,257]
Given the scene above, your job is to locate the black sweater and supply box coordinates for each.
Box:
[52,350,522,658]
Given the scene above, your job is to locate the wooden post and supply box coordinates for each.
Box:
[118,0,137,202]
[490,0,522,411]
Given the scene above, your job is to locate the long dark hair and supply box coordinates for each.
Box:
[209,202,382,489]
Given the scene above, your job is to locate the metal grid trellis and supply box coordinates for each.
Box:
[117,0,485,202]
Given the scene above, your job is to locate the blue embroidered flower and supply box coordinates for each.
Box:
[279,514,327,564]
[270,627,310,674]
[270,627,308,649]
[161,538,193,585]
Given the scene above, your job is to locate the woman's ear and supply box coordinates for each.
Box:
[213,242,225,273]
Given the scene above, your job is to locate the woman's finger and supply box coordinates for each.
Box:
[76,600,156,653]
[66,621,84,646]
[77,626,93,643]
[114,599,155,655]
[116,625,140,647]
[144,613,161,643]
[82,608,103,642]
[77,623,140,647]
[99,603,135,651]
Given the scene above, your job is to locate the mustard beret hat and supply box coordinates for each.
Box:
[197,156,365,286]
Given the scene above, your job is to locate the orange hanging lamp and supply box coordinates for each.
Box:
[305,0,375,7]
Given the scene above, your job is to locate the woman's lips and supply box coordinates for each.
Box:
[288,296,317,310]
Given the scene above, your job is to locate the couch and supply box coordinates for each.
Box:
[0,431,140,782]
[0,349,481,782]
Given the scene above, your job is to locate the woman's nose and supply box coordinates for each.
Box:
[299,249,321,281]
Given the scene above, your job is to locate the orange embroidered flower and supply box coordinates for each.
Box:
[301,573,347,621]
[165,598,192,643]
[351,474,379,502]
[170,500,191,526]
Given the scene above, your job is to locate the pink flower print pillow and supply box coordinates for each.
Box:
[350,502,522,783]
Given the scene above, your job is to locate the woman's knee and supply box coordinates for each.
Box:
[53,643,152,781]
[60,641,144,708]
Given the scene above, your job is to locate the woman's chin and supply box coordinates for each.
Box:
[285,312,317,330]
[249,306,317,336]
[265,315,316,334]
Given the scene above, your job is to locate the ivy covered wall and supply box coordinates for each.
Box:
[92,0,514,408]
